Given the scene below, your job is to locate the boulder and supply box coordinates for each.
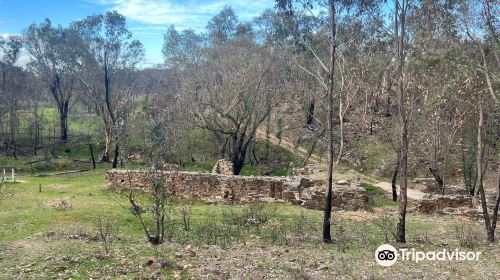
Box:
[336,179,350,186]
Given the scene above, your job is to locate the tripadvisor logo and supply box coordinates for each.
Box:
[374,244,482,267]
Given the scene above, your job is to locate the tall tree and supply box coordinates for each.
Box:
[394,0,409,244]
[71,11,144,166]
[206,6,238,44]
[277,0,381,243]
[0,35,25,158]
[25,20,78,141]
[178,38,285,175]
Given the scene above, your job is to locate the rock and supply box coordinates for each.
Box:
[162,163,181,171]
[300,184,369,211]
[211,159,234,175]
[336,180,350,186]
[415,195,473,214]
[413,178,436,184]
[292,164,324,177]
[106,169,369,212]
[257,197,276,203]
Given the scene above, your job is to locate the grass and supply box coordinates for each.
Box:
[0,169,498,279]
[360,182,399,208]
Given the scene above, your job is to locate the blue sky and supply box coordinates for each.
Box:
[0,0,275,66]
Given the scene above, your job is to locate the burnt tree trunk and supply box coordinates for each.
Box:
[395,0,408,244]
[306,99,315,126]
[428,166,444,191]
[392,158,399,201]
[59,100,69,142]
[323,0,336,244]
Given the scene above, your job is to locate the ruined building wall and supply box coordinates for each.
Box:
[105,169,369,211]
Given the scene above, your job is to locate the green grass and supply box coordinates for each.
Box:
[180,161,216,173]
[360,182,399,208]
[0,169,498,279]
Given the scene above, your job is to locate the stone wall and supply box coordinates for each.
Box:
[105,169,369,211]
[211,159,234,175]
[415,195,474,214]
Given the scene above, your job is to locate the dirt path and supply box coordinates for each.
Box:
[373,181,429,200]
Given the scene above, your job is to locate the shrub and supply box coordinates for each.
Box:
[454,223,483,248]
[97,215,118,255]
[372,208,397,243]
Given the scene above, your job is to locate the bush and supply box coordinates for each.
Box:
[372,208,397,243]
[454,223,483,248]
[97,215,118,255]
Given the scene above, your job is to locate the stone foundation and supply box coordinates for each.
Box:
[105,169,369,211]
[415,195,473,214]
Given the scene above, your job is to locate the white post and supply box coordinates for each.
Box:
[12,168,15,182]
[2,169,5,182]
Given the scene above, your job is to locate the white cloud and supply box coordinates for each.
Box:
[0,33,19,38]
[90,0,274,28]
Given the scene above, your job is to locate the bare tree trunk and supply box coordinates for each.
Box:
[59,100,69,142]
[307,99,315,126]
[395,0,408,244]
[491,164,500,241]
[112,143,119,168]
[102,124,112,162]
[323,0,336,244]
[392,157,399,201]
[475,104,497,242]
[89,144,96,169]
[336,103,344,164]
[479,46,498,104]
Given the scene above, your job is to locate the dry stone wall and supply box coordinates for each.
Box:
[105,169,369,211]
[415,195,473,214]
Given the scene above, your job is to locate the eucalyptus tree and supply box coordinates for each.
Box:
[0,35,25,157]
[180,37,286,175]
[276,0,382,243]
[71,11,144,166]
[456,0,499,242]
[24,20,79,141]
[206,6,238,44]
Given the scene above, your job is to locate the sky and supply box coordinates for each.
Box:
[0,0,276,66]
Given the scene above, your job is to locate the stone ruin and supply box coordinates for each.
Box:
[414,190,498,218]
[105,163,370,211]
[415,195,474,214]
[211,159,234,175]
[411,176,499,218]
[292,164,324,177]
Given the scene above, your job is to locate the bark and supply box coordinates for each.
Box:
[479,47,498,104]
[230,131,253,175]
[475,105,492,241]
[50,72,72,141]
[101,51,118,164]
[306,99,315,125]
[395,0,408,244]
[336,101,344,164]
[428,166,444,191]
[392,158,399,201]
[323,0,336,244]
[112,143,119,168]
[89,144,96,169]
[59,100,69,142]
[490,164,500,242]
[102,124,112,162]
